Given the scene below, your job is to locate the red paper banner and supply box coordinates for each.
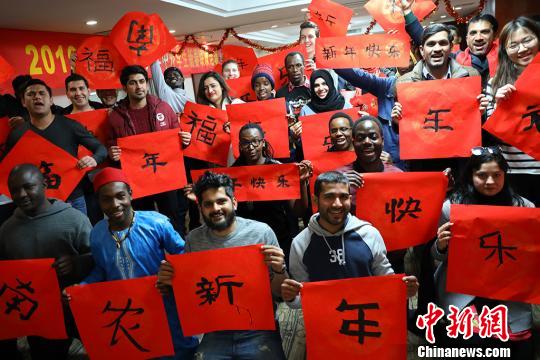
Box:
[397,76,482,160]
[167,245,275,336]
[227,97,290,158]
[179,102,231,166]
[349,91,378,117]
[356,172,448,251]
[315,34,411,69]
[162,44,219,77]
[308,0,354,37]
[257,44,311,89]
[221,45,258,77]
[483,63,540,161]
[302,275,407,360]
[67,276,174,359]
[0,54,15,91]
[0,117,10,159]
[191,163,300,202]
[447,204,540,303]
[110,12,178,68]
[0,258,66,340]
[0,28,87,89]
[364,0,436,33]
[117,129,187,199]
[0,131,86,200]
[75,36,127,89]
[300,108,359,173]
[65,109,110,146]
[226,76,257,102]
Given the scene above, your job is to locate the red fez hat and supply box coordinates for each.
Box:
[93,167,129,192]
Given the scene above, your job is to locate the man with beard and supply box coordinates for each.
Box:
[455,14,499,87]
[0,164,93,359]
[81,167,198,358]
[280,171,418,307]
[107,65,190,234]
[150,60,191,113]
[327,112,354,152]
[62,73,104,114]
[157,171,288,360]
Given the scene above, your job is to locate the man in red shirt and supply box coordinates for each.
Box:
[107,65,190,233]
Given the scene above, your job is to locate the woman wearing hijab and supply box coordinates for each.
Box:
[300,69,352,116]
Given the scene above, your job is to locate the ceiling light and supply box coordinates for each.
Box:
[169,29,176,33]
[455,6,462,10]
[440,15,447,19]
[86,20,98,26]
[271,25,278,28]
[301,7,309,12]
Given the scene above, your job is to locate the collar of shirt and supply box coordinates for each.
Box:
[422,64,452,80]
[287,76,310,92]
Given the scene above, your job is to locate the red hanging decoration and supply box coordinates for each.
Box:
[443,0,486,24]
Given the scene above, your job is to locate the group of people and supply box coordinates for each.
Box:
[0,1,539,359]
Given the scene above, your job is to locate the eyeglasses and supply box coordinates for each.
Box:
[329,127,352,134]
[471,146,501,156]
[506,36,538,53]
[239,139,263,149]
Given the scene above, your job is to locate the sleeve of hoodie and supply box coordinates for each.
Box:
[150,60,191,113]
[286,230,312,309]
[334,68,396,100]
[404,12,423,48]
[359,225,394,276]
[162,101,180,130]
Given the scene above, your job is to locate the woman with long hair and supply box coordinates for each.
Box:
[432,147,534,358]
[196,71,244,110]
[300,69,351,116]
[233,123,312,262]
[481,16,539,207]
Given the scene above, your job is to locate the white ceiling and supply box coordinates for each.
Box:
[0,0,481,46]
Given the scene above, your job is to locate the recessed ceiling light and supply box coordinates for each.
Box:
[455,6,462,10]
[301,7,308,12]
[271,25,278,28]
[169,29,176,33]
[440,15,447,19]
[430,21,435,24]
[86,20,98,26]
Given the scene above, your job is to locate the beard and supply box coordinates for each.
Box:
[202,209,236,231]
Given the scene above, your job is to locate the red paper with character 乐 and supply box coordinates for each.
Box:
[190,163,300,202]
[447,204,540,304]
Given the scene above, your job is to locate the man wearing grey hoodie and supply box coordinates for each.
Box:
[281,171,418,307]
[0,163,93,359]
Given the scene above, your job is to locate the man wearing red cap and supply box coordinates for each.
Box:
[81,167,198,358]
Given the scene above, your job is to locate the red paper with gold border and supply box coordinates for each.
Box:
[167,245,275,336]
[302,275,407,360]
[356,172,448,251]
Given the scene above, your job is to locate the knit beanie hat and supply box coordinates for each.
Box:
[251,64,275,90]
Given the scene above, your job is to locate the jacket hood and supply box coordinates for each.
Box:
[307,213,371,237]
[14,199,72,220]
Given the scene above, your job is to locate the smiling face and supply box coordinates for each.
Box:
[66,80,90,110]
[472,161,505,197]
[313,77,329,100]
[329,117,353,151]
[466,20,495,56]
[239,128,265,164]
[199,187,237,232]
[253,76,273,100]
[98,182,133,229]
[315,182,351,233]
[203,77,223,107]
[352,120,383,164]
[300,27,317,59]
[8,169,48,217]
[420,31,452,70]
[222,63,240,80]
[506,27,539,68]
[165,70,184,89]
[23,84,53,117]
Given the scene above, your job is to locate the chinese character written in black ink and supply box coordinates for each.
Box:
[322,46,337,60]
[141,153,167,173]
[277,175,290,188]
[522,104,540,132]
[95,49,114,72]
[250,177,266,189]
[195,275,244,306]
[326,14,336,26]
[236,58,248,70]
[0,278,38,321]
[197,117,217,146]
[185,110,203,134]
[423,109,453,132]
[385,197,422,223]
[39,161,61,189]
[386,43,401,58]
[344,46,357,59]
[336,299,382,344]
[479,230,517,266]
[323,135,333,150]
[231,177,243,189]
[278,66,288,81]
[127,20,154,56]
[103,298,150,352]
[365,43,381,58]
[312,10,324,21]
